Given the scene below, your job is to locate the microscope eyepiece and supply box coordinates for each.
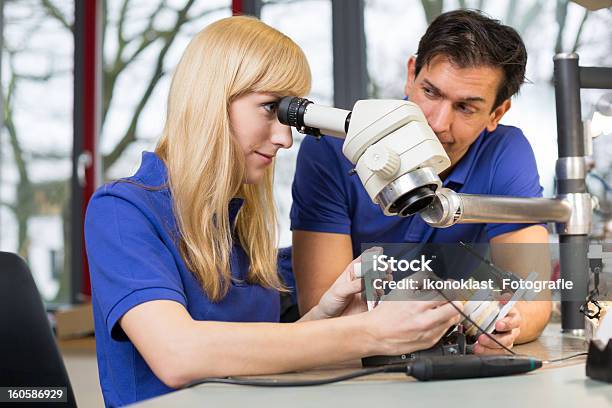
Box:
[277,96,351,138]
[278,96,313,131]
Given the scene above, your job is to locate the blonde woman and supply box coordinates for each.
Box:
[85,16,462,407]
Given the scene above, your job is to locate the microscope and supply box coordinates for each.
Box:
[278,96,543,362]
[278,71,608,337]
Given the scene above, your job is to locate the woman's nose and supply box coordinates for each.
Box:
[271,121,293,149]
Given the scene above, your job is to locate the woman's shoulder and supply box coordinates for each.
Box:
[90,151,170,206]
[86,153,172,225]
[90,177,154,202]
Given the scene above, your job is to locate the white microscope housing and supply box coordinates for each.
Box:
[277,97,451,216]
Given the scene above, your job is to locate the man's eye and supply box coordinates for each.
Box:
[423,87,436,98]
[263,102,278,113]
[457,104,474,114]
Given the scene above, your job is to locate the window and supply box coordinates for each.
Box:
[1,0,74,303]
[261,0,334,246]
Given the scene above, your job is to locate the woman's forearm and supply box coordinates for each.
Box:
[177,315,373,383]
[120,300,375,389]
[297,304,327,322]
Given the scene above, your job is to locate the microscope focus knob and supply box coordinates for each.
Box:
[364,145,400,179]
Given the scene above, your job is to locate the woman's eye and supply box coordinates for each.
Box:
[262,102,278,114]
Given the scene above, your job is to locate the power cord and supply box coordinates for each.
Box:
[184,364,408,388]
[544,352,589,364]
[184,353,589,388]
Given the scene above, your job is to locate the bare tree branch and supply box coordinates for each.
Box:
[420,0,444,24]
[14,70,59,82]
[101,0,108,70]
[0,201,17,213]
[555,0,569,54]
[3,67,29,185]
[188,4,235,20]
[517,0,544,35]
[263,0,320,5]
[102,1,168,127]
[103,0,197,171]
[571,9,589,53]
[504,0,518,26]
[117,0,131,50]
[28,151,70,160]
[3,66,34,257]
[40,0,71,31]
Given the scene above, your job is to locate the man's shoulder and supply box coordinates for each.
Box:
[480,124,534,160]
[485,123,528,144]
[296,135,356,182]
[298,134,346,158]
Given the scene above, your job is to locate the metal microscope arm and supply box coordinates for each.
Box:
[419,188,593,236]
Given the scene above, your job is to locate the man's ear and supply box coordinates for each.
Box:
[486,99,511,132]
[404,56,417,97]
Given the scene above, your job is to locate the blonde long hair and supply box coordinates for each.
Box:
[155,16,311,301]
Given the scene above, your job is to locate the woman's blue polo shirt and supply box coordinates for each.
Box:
[84,152,279,407]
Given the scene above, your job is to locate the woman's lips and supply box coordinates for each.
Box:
[255,151,274,165]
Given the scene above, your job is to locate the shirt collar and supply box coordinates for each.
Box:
[443,129,486,188]
[135,151,169,188]
[229,198,244,224]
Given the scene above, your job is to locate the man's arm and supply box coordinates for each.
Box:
[292,230,353,315]
[490,224,552,344]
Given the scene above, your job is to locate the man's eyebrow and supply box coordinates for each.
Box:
[422,79,444,97]
[422,79,486,105]
[460,96,486,104]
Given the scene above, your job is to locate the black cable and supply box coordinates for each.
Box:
[544,352,589,364]
[430,277,517,355]
[184,352,589,388]
[184,364,409,388]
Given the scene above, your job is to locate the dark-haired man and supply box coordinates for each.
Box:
[291,9,551,353]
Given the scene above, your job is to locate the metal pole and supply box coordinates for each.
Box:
[232,0,261,17]
[553,53,589,333]
[73,0,101,302]
[580,67,612,89]
[0,0,4,239]
[332,0,367,110]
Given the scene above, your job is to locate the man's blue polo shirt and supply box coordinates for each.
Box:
[85,152,279,407]
[290,124,543,257]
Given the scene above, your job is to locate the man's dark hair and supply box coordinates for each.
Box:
[415,9,527,110]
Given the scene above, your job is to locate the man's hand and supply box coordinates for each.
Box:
[297,248,382,321]
[312,248,384,319]
[473,306,522,355]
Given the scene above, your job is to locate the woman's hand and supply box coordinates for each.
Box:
[308,247,382,320]
[363,298,463,356]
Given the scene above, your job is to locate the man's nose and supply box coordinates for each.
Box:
[271,121,293,149]
[427,102,453,134]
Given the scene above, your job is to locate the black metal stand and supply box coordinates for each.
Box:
[553,53,612,332]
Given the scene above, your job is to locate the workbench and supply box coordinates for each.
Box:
[131,323,612,408]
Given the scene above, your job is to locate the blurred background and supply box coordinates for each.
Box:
[1,0,611,308]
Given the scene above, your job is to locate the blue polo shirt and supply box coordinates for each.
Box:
[291,124,543,257]
[85,152,280,407]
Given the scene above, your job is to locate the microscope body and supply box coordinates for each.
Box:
[278,97,451,217]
